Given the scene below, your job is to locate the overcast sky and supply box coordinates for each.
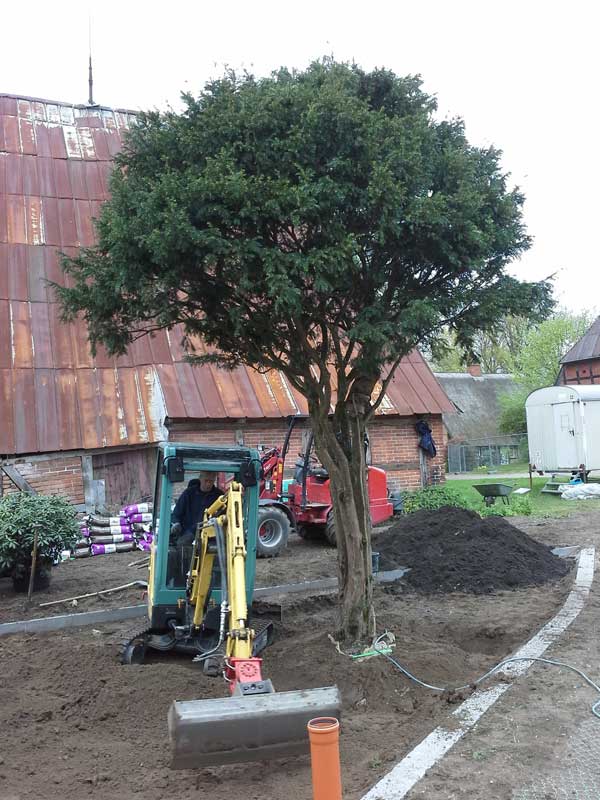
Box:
[2,0,597,315]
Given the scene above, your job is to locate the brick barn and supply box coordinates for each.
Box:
[0,92,453,510]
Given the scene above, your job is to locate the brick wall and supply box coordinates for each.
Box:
[169,414,447,493]
[1,456,85,505]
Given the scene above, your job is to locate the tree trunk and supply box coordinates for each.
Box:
[310,409,375,646]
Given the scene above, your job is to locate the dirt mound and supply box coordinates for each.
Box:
[374,507,570,594]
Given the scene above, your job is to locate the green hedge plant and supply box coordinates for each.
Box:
[0,493,79,591]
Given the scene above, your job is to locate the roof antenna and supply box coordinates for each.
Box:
[87,14,98,106]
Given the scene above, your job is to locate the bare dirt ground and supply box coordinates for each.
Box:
[0,533,339,622]
[1,511,596,800]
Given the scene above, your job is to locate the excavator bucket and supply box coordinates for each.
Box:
[168,686,341,768]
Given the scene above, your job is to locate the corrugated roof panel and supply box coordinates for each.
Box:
[1,115,20,153]
[231,366,265,418]
[0,248,7,300]
[0,195,6,243]
[266,370,301,416]
[34,368,60,452]
[8,244,28,301]
[137,365,167,442]
[0,300,10,368]
[34,122,51,158]
[30,301,53,367]
[93,342,115,369]
[105,128,122,158]
[31,101,46,121]
[10,300,33,367]
[207,363,242,417]
[74,199,95,246]
[5,152,23,195]
[57,198,77,246]
[28,246,48,302]
[13,368,38,453]
[55,369,82,450]
[70,314,94,368]
[155,363,186,418]
[42,197,61,246]
[25,196,44,245]
[0,154,5,195]
[48,301,74,368]
[97,161,111,199]
[6,195,26,243]
[173,361,208,418]
[97,368,124,446]
[52,158,71,198]
[47,123,67,159]
[91,127,110,160]
[43,246,64,288]
[17,99,32,119]
[165,325,187,361]
[127,334,153,366]
[68,160,88,199]
[77,127,96,160]
[0,369,15,453]
[84,161,103,199]
[19,118,36,156]
[0,97,18,115]
[77,368,104,448]
[22,155,39,196]
[38,157,55,195]
[116,367,145,444]
[63,125,82,159]
[191,362,226,418]
[148,329,173,364]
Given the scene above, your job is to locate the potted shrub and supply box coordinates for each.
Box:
[0,493,80,593]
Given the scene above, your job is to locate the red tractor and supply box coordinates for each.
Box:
[255,417,394,556]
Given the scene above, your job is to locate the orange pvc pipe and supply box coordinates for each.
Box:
[307,717,342,800]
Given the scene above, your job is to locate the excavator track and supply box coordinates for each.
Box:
[119,625,153,665]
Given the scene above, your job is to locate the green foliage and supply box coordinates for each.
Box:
[0,493,79,572]
[498,311,594,433]
[55,59,552,400]
[479,496,532,517]
[402,485,474,513]
[431,316,536,374]
[403,484,532,517]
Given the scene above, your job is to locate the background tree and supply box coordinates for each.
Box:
[499,311,594,433]
[55,60,553,644]
[430,315,534,374]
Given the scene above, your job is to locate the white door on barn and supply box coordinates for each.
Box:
[553,402,579,468]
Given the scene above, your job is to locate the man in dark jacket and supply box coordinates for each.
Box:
[170,471,223,546]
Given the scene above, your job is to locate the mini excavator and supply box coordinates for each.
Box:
[121,442,340,767]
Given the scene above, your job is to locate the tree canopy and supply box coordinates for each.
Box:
[55,60,553,642]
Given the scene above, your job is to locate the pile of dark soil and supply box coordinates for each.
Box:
[374,507,570,594]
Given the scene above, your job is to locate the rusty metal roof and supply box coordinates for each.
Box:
[560,316,600,365]
[0,93,454,457]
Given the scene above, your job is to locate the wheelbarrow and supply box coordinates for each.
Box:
[472,483,514,507]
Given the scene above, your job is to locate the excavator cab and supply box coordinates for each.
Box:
[126,442,340,768]
[146,442,260,625]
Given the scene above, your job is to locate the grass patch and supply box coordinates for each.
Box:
[446,477,600,518]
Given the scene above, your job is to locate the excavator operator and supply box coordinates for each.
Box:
[170,471,223,546]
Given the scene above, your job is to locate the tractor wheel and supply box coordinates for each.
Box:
[324,511,337,547]
[256,507,290,558]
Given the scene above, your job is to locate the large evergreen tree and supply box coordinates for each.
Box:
[56,60,552,643]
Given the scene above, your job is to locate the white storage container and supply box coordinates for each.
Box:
[526,385,600,472]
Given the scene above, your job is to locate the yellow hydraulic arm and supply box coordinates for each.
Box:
[188,482,255,662]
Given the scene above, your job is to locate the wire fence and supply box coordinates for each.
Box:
[447,434,528,473]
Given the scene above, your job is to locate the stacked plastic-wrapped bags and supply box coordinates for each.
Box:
[70,502,154,558]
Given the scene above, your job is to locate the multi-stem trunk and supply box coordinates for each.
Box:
[311,407,375,646]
